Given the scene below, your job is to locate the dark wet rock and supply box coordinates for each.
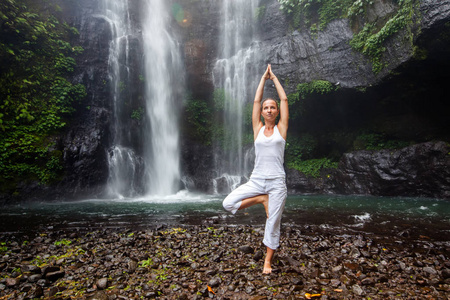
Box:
[238,245,255,254]
[349,248,361,259]
[190,262,199,270]
[352,284,365,296]
[423,266,438,276]
[5,278,20,287]
[36,279,48,287]
[205,269,217,276]
[330,279,341,287]
[344,262,360,271]
[46,270,65,282]
[340,275,352,285]
[177,294,189,300]
[415,260,425,267]
[127,259,138,273]
[21,265,41,274]
[28,274,42,283]
[96,278,108,290]
[332,265,343,273]
[1,225,449,299]
[365,142,450,197]
[353,238,366,248]
[88,290,108,300]
[27,285,44,298]
[254,250,264,261]
[361,277,375,286]
[288,141,450,198]
[22,283,34,293]
[42,266,60,276]
[208,276,221,288]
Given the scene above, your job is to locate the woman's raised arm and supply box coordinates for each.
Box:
[269,66,288,140]
[252,65,270,139]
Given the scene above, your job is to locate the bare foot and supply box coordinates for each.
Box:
[261,194,269,218]
[263,247,275,274]
[263,261,272,274]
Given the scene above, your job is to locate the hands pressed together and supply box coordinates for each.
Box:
[263,64,277,81]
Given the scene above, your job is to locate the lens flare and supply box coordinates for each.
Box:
[172,3,192,27]
[172,3,184,22]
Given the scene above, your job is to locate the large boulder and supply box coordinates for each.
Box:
[287,141,450,199]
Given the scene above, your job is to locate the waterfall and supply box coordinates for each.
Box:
[105,0,183,198]
[213,0,262,192]
[101,0,142,198]
[142,0,184,196]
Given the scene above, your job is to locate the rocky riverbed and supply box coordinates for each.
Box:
[0,224,449,299]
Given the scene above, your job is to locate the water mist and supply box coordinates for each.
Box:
[102,0,142,198]
[142,0,184,196]
[213,0,262,192]
[105,0,184,198]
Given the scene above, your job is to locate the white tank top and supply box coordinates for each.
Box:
[251,125,286,179]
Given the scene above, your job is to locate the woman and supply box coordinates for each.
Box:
[223,64,288,274]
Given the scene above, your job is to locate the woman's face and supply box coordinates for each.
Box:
[261,99,279,121]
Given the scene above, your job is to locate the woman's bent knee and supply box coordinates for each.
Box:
[222,196,234,212]
[222,199,232,212]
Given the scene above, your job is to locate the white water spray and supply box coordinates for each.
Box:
[101,0,141,198]
[142,0,184,196]
[105,0,183,198]
[213,0,262,191]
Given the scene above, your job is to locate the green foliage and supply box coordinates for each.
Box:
[131,107,144,121]
[412,46,427,60]
[54,238,72,246]
[349,0,417,73]
[353,133,411,150]
[211,88,254,150]
[347,0,374,18]
[31,245,85,268]
[286,91,302,120]
[0,0,85,190]
[255,5,266,21]
[285,134,338,178]
[287,157,338,178]
[213,88,226,111]
[118,81,126,92]
[285,133,317,163]
[278,0,419,73]
[297,80,338,99]
[184,94,213,145]
[139,258,154,268]
[277,0,354,32]
[0,242,7,254]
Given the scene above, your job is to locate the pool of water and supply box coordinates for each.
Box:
[1,191,449,240]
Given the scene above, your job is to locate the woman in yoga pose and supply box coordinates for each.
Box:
[223,64,289,274]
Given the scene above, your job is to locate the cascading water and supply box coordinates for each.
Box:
[102,0,143,198]
[105,0,183,198]
[142,0,184,196]
[213,0,262,192]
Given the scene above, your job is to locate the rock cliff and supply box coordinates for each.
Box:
[6,0,449,201]
[287,141,450,198]
[179,0,450,198]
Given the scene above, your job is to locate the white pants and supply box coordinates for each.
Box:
[222,177,287,250]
